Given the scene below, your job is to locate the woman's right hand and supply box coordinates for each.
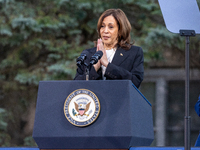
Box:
[93,39,103,71]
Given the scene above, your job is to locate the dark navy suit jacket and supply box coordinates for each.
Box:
[74,45,144,88]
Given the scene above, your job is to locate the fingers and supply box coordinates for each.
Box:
[97,39,104,51]
[97,39,101,51]
[99,39,103,50]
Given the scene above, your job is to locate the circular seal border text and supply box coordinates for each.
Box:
[64,89,100,127]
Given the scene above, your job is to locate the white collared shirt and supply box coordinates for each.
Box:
[101,48,116,80]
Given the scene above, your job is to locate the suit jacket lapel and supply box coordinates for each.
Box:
[111,47,130,66]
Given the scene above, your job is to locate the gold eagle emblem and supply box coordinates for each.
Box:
[74,102,91,116]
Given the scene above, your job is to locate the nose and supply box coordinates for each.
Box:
[104,26,109,33]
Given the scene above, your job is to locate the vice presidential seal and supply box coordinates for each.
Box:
[64,89,100,127]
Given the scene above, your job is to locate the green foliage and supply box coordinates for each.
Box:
[0,108,11,146]
[142,26,185,61]
[0,108,7,131]
[23,136,37,147]
[15,72,40,85]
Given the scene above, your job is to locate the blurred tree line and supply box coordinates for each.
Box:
[0,0,200,147]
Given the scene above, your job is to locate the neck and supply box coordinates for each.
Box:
[104,43,117,50]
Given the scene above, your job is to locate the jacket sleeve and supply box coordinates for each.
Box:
[104,47,144,88]
[195,95,200,117]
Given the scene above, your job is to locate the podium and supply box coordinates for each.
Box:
[32,80,154,149]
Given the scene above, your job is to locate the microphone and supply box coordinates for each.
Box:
[76,53,87,68]
[90,51,103,65]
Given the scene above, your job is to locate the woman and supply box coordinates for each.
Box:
[195,95,200,146]
[74,9,144,88]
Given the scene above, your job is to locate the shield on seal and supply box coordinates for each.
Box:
[79,109,85,116]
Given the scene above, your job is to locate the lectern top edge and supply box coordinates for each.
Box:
[38,80,152,107]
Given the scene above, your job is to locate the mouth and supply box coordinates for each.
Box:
[102,36,110,40]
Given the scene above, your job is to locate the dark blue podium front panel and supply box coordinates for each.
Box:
[32,80,154,149]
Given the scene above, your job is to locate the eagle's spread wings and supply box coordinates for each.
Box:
[85,102,91,113]
[74,102,79,112]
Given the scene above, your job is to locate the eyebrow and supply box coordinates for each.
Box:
[102,22,115,25]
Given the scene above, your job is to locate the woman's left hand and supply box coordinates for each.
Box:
[97,39,109,67]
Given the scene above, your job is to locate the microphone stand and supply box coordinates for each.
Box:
[85,66,89,81]
[84,62,89,81]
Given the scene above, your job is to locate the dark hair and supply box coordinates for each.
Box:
[97,9,133,50]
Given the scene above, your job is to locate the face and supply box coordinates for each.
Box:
[100,15,119,49]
